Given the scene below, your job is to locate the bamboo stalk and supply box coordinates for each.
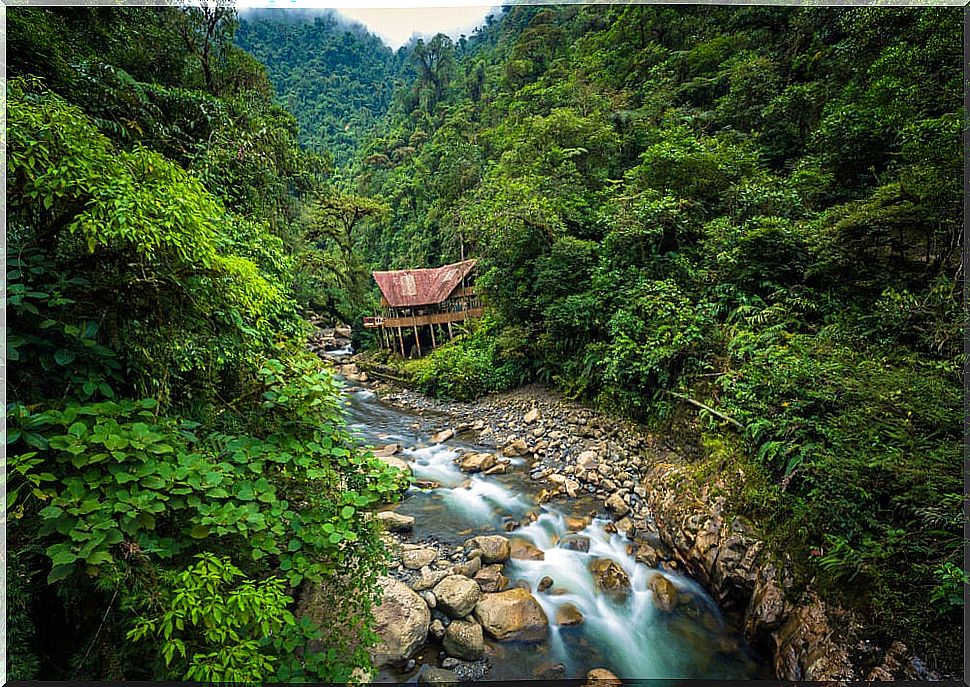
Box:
[666,391,744,429]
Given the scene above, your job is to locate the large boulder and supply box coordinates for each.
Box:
[432,428,455,443]
[565,515,590,532]
[412,568,451,592]
[502,438,529,457]
[555,603,584,627]
[649,573,679,612]
[584,668,622,686]
[467,535,510,563]
[510,538,545,561]
[589,558,631,603]
[371,577,430,668]
[433,575,483,618]
[474,563,508,593]
[459,452,497,473]
[605,492,630,518]
[373,443,401,457]
[401,546,438,570]
[377,511,414,532]
[474,588,549,641]
[452,556,482,578]
[442,617,485,660]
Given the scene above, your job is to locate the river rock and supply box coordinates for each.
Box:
[371,577,430,668]
[483,462,508,475]
[430,618,446,639]
[565,515,589,532]
[374,443,401,457]
[559,534,590,553]
[555,603,584,627]
[538,576,554,592]
[419,667,459,686]
[605,492,630,517]
[433,575,483,618]
[510,538,545,561]
[452,556,482,578]
[589,558,631,602]
[412,568,451,592]
[459,452,496,473]
[584,668,622,686]
[421,591,437,609]
[502,438,529,457]
[615,516,635,537]
[635,541,661,567]
[577,450,598,469]
[524,408,540,424]
[649,573,678,612]
[474,588,549,641]
[432,428,455,443]
[442,617,485,660]
[467,535,510,563]
[377,511,414,532]
[474,564,508,592]
[402,547,438,570]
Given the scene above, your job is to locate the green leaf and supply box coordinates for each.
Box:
[54,349,76,366]
[49,549,78,566]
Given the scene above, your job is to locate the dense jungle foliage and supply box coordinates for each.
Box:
[6,4,965,680]
[6,6,407,681]
[347,5,965,670]
[236,10,404,166]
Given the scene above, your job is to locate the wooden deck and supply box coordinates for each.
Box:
[363,308,484,329]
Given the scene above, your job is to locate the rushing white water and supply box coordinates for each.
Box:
[406,443,467,487]
[337,376,762,680]
[322,344,355,358]
[439,477,533,525]
[505,509,733,678]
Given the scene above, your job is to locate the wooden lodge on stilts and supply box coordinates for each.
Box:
[362,259,483,357]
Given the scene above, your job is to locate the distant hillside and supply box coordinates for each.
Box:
[237,9,402,165]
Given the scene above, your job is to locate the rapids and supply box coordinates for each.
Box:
[338,372,766,681]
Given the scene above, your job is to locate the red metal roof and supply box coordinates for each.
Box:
[373,259,477,308]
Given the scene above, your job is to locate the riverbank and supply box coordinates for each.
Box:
[332,354,948,682]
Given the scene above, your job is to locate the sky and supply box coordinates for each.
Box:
[336,6,498,49]
[237,2,500,49]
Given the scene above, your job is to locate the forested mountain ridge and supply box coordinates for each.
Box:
[236,10,403,166]
[350,5,964,670]
[7,6,404,681]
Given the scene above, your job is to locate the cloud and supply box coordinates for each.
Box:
[237,2,499,49]
[335,7,497,49]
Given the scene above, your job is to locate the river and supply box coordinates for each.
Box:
[337,371,768,682]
